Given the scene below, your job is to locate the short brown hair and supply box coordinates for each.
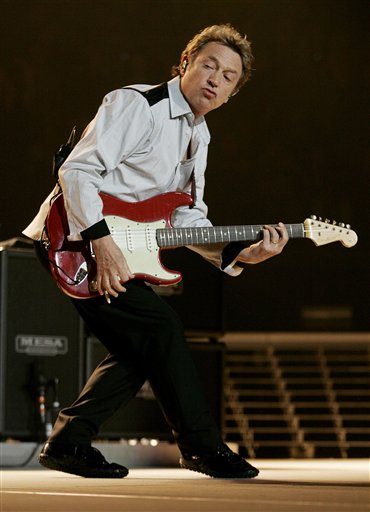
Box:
[172,24,254,92]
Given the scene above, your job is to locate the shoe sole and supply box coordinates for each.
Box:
[179,459,259,479]
[39,454,128,478]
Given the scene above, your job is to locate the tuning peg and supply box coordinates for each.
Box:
[346,224,351,229]
[339,222,345,228]
[310,215,317,220]
[325,218,330,224]
[332,220,337,225]
[318,217,322,221]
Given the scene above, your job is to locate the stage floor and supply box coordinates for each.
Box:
[1,460,369,512]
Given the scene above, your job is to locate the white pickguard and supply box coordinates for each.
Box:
[105,215,181,283]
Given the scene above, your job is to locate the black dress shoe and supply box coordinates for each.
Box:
[39,442,128,478]
[179,444,259,479]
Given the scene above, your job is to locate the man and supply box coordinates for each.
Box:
[24,24,288,479]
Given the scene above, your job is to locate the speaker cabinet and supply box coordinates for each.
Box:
[85,336,225,440]
[0,248,83,440]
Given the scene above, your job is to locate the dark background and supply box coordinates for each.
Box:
[1,0,369,331]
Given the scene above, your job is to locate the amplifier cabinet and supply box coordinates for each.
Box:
[0,248,83,440]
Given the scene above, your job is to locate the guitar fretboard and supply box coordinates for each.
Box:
[156,223,305,248]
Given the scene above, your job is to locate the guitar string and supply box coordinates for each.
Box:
[49,224,352,288]
[49,222,352,287]
[110,227,350,236]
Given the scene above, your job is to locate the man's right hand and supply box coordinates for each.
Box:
[91,235,135,298]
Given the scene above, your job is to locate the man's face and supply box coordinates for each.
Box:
[180,41,243,119]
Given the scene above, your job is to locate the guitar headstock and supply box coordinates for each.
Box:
[304,216,358,247]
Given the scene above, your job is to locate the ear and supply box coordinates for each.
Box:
[180,56,188,76]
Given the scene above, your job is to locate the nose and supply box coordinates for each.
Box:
[207,70,219,88]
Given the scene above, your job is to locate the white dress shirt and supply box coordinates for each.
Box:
[23,77,244,276]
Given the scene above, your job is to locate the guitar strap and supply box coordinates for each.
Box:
[189,169,196,209]
[52,127,76,181]
[185,136,197,209]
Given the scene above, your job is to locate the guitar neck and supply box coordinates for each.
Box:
[156,223,305,248]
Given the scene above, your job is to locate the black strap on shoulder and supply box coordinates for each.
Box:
[122,83,169,107]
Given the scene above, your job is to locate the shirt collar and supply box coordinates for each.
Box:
[167,76,210,144]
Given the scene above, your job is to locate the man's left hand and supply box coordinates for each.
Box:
[237,222,289,265]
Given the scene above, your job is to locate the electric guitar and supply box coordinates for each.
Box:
[45,191,358,299]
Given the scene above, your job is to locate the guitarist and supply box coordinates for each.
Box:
[24,24,288,479]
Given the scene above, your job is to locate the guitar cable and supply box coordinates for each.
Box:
[37,227,81,286]
[48,258,82,285]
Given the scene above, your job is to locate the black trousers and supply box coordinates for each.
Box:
[48,279,222,454]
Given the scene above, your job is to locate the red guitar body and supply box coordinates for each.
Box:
[46,191,193,299]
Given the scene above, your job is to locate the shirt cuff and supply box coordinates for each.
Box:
[81,219,111,240]
[223,260,245,277]
[221,241,248,271]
